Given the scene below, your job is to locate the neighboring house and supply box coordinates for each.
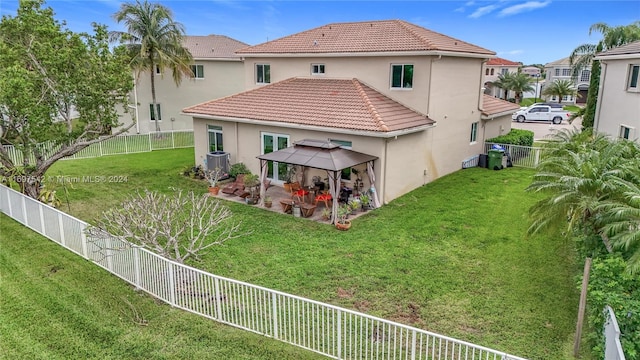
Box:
[483,57,520,99]
[122,35,248,134]
[594,40,640,141]
[544,57,591,104]
[183,20,501,203]
[521,66,541,77]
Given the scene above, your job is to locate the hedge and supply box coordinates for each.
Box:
[487,129,534,147]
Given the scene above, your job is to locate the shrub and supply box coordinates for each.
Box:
[583,256,640,359]
[487,129,534,147]
[228,163,250,178]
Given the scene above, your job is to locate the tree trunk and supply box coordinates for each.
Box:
[150,64,161,133]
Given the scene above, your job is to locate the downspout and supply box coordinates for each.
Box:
[132,71,140,134]
[593,60,607,132]
[426,55,442,116]
[235,122,239,164]
[382,138,389,204]
[478,59,489,112]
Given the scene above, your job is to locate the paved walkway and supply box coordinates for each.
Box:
[511,116,583,141]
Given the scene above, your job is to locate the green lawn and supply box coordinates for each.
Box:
[0,215,325,360]
[8,148,586,359]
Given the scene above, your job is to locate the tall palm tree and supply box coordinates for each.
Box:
[111,1,193,132]
[508,72,535,104]
[542,79,578,104]
[492,73,510,100]
[569,22,640,128]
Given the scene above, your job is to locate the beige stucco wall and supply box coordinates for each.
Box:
[120,60,245,134]
[242,56,431,114]
[482,114,512,140]
[427,57,485,179]
[596,58,640,140]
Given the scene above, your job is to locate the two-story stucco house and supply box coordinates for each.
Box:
[183,20,516,204]
[482,57,520,99]
[594,41,640,141]
[544,57,591,104]
[123,35,248,134]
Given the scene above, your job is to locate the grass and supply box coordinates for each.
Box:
[563,105,581,113]
[0,215,325,360]
[10,148,587,359]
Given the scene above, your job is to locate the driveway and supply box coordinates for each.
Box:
[511,116,582,141]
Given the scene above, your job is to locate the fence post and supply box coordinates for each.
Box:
[148,133,153,151]
[272,292,278,339]
[534,148,541,167]
[337,309,342,359]
[411,330,417,360]
[133,248,141,289]
[6,188,13,217]
[99,141,103,157]
[124,135,129,154]
[58,212,66,247]
[168,262,176,306]
[21,195,28,225]
[171,131,175,149]
[39,203,45,236]
[79,223,89,259]
[104,236,113,272]
[214,277,222,321]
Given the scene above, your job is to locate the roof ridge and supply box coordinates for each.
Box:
[352,79,389,132]
[394,20,434,50]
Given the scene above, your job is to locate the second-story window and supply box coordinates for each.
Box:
[501,68,508,75]
[555,68,560,76]
[391,64,413,89]
[562,68,571,76]
[485,68,490,75]
[190,64,204,79]
[490,68,494,75]
[580,69,590,82]
[256,64,271,84]
[311,64,325,75]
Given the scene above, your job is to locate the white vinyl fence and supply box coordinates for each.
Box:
[604,306,626,360]
[3,130,194,165]
[1,185,528,360]
[484,143,543,169]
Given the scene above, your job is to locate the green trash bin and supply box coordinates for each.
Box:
[487,149,504,170]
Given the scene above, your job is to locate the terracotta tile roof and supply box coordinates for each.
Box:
[481,95,520,117]
[184,35,248,59]
[236,20,494,56]
[183,78,435,132]
[486,57,520,66]
[596,40,640,57]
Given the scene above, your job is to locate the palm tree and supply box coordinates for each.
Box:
[492,73,510,100]
[542,79,578,104]
[569,22,640,128]
[508,72,535,104]
[527,129,631,254]
[111,1,193,132]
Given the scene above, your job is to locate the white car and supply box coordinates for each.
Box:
[512,105,571,124]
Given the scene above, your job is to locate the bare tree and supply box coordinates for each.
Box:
[86,189,243,263]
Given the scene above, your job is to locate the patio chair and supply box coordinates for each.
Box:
[289,182,309,203]
[221,174,245,195]
[314,191,332,208]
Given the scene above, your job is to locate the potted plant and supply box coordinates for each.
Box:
[263,195,272,208]
[335,204,352,230]
[283,165,298,192]
[243,173,260,204]
[205,167,223,195]
[359,193,371,211]
[321,207,331,221]
[348,198,360,214]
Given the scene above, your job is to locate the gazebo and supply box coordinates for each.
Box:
[257,139,380,224]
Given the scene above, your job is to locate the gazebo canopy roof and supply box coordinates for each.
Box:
[257,139,377,171]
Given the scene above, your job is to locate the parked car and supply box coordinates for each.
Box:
[512,105,571,124]
[519,102,564,110]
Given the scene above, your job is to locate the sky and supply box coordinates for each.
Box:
[1,0,639,65]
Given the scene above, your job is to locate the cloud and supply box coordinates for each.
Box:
[498,49,524,56]
[465,1,475,6]
[468,4,499,18]
[498,1,551,17]
[454,6,466,12]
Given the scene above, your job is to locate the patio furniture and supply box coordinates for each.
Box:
[280,199,294,214]
[314,192,332,208]
[299,203,317,218]
[289,183,309,203]
[222,174,245,195]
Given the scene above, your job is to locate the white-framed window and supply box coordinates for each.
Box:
[490,68,494,75]
[391,64,413,89]
[580,69,590,82]
[562,68,571,76]
[149,103,161,121]
[190,64,204,79]
[628,64,639,91]
[256,64,271,84]
[208,125,223,152]
[485,68,490,76]
[330,139,353,179]
[470,122,478,143]
[311,64,325,75]
[155,65,161,75]
[620,125,634,140]
[501,68,509,75]
[554,68,560,77]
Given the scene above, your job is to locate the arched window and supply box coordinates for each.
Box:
[485,68,489,75]
[490,69,494,75]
